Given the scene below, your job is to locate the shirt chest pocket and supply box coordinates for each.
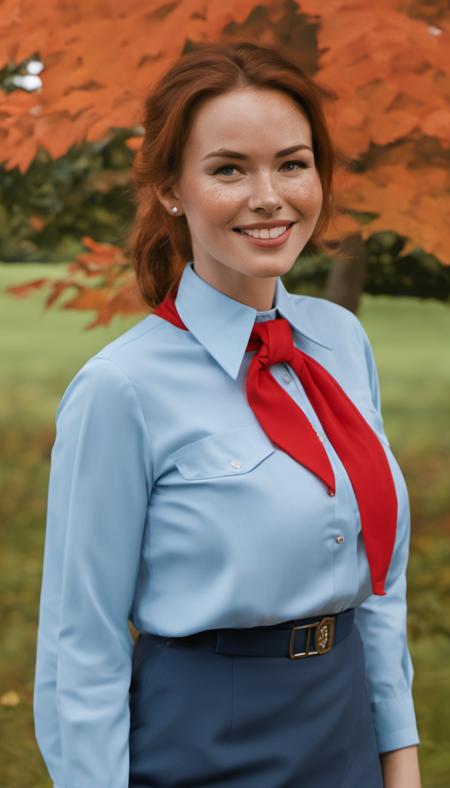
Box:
[169,425,277,481]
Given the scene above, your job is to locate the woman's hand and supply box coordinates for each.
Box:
[380,745,421,788]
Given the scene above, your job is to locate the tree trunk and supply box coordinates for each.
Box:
[322,233,368,315]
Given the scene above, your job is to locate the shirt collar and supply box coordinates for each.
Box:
[175,261,334,380]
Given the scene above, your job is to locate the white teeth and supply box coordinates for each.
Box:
[240,225,289,239]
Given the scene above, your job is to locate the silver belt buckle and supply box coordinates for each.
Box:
[288,616,336,659]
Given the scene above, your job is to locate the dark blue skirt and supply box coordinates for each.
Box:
[129,609,383,787]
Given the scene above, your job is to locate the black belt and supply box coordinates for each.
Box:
[147,608,354,660]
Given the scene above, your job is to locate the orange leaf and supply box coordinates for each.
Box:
[5,278,49,296]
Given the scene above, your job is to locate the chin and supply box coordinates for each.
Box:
[249,257,295,275]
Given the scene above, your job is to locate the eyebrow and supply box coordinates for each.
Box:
[201,144,313,161]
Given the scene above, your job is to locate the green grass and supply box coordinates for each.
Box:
[359,296,450,456]
[1,262,450,787]
[0,262,144,427]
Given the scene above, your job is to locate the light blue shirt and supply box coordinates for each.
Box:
[33,260,420,788]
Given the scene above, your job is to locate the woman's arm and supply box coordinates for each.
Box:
[380,744,421,788]
[33,355,152,788]
[349,315,421,755]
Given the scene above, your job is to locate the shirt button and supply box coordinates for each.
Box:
[327,488,335,496]
[282,373,291,383]
[335,534,345,544]
[230,459,242,469]
[317,432,325,442]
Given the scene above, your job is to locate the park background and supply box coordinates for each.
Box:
[0,1,449,786]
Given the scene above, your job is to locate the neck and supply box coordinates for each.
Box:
[191,261,277,312]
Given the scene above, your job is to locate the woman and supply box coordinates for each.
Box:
[33,41,421,787]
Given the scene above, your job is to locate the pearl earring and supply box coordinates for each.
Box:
[170,206,178,214]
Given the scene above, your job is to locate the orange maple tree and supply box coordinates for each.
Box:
[2,0,449,325]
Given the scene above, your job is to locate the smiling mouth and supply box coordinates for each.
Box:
[231,223,297,249]
[233,222,295,239]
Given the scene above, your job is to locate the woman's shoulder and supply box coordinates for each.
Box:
[286,291,364,349]
[55,313,175,419]
[89,311,172,365]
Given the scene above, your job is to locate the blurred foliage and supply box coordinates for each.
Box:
[0,132,136,263]
[287,232,450,302]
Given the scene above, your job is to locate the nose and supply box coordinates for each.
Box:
[248,172,282,213]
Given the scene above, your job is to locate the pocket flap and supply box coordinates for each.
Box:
[169,425,276,480]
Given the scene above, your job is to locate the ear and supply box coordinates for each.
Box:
[155,182,183,216]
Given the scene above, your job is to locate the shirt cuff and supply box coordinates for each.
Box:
[371,691,421,753]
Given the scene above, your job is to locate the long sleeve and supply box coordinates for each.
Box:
[33,355,152,787]
[351,315,420,754]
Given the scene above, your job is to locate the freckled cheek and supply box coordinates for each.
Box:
[185,177,322,229]
[286,176,323,214]
[194,184,243,228]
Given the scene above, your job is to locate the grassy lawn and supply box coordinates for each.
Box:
[1,262,449,787]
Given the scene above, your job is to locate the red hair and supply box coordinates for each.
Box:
[127,40,345,308]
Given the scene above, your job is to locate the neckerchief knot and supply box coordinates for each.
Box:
[248,317,296,368]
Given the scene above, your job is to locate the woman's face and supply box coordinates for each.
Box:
[158,86,323,308]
